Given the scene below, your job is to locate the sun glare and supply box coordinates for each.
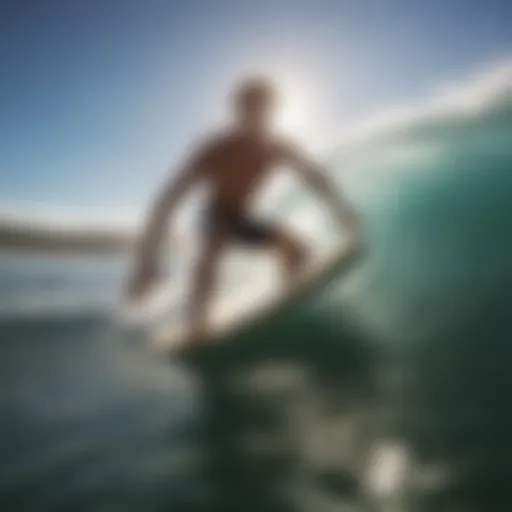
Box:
[274,76,314,141]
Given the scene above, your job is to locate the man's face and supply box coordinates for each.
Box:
[240,96,275,130]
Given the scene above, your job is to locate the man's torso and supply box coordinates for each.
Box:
[201,131,284,217]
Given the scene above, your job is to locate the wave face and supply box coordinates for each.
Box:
[1,60,512,511]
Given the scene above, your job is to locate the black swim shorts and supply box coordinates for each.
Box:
[202,207,276,245]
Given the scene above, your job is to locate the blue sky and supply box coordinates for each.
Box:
[1,0,511,217]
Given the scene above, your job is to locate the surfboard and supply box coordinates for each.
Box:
[151,237,363,353]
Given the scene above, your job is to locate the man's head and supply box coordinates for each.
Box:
[232,77,277,132]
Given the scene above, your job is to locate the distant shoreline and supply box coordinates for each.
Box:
[0,216,185,259]
[0,224,137,256]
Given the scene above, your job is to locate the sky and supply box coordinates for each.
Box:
[0,0,511,221]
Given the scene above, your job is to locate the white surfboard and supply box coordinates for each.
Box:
[150,238,363,353]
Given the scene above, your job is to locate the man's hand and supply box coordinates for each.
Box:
[124,258,160,304]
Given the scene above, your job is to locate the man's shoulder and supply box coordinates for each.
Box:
[193,130,302,158]
[194,130,220,149]
[195,129,233,154]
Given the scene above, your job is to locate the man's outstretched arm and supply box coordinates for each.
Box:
[125,147,210,301]
[282,143,359,236]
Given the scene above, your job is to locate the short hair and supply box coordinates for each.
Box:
[233,76,277,108]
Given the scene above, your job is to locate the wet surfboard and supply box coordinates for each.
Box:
[151,237,363,354]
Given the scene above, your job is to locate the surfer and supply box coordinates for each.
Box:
[125,77,359,342]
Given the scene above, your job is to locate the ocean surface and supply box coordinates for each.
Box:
[1,63,512,511]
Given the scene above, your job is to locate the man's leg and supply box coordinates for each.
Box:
[234,217,310,286]
[187,228,227,342]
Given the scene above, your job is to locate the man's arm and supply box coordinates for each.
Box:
[281,143,359,235]
[138,154,206,262]
[126,145,211,300]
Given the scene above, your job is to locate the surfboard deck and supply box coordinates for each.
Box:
[151,237,363,354]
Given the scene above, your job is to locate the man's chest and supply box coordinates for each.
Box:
[211,142,276,185]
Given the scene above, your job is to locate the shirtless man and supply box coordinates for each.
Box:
[125,77,359,342]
